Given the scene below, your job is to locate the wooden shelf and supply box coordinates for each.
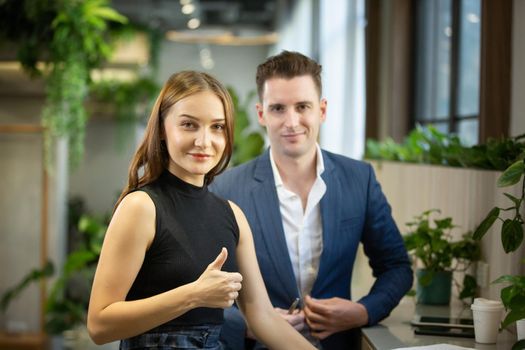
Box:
[0,332,48,350]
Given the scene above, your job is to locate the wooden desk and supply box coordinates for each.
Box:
[361,298,517,349]
[0,332,48,350]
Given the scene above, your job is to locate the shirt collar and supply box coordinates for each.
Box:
[269,144,325,188]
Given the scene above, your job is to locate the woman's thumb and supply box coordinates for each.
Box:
[208,247,228,270]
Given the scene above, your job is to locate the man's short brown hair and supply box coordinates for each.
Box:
[256,50,322,101]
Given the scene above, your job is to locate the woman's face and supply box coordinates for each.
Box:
[162,91,227,186]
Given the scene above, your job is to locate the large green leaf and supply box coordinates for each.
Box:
[512,339,525,350]
[504,192,522,207]
[473,207,500,240]
[498,160,525,187]
[501,219,524,253]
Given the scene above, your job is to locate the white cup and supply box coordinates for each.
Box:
[517,319,525,340]
[471,298,504,344]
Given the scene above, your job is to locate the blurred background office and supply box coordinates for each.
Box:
[0,0,523,348]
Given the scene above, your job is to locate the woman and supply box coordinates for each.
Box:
[87,71,315,349]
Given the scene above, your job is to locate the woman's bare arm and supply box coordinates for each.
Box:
[230,201,316,350]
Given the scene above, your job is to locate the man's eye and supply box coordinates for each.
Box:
[297,104,309,111]
[270,105,285,112]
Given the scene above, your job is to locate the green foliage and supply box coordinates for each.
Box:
[0,261,54,314]
[89,76,159,150]
[45,209,108,334]
[493,274,525,330]
[90,77,159,123]
[473,159,525,253]
[365,125,525,171]
[228,87,265,166]
[0,198,109,334]
[513,340,525,350]
[0,0,127,168]
[474,158,525,341]
[404,209,480,301]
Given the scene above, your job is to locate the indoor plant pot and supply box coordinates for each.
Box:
[404,209,480,305]
[416,269,452,305]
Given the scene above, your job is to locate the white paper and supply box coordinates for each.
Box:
[393,345,475,350]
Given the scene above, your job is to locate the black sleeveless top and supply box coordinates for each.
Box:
[126,170,239,327]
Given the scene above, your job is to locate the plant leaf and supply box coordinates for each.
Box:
[498,160,525,187]
[512,339,525,350]
[501,219,524,253]
[419,271,434,287]
[503,192,522,207]
[473,207,500,240]
[459,274,477,300]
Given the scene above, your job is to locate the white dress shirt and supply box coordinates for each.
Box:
[270,144,327,298]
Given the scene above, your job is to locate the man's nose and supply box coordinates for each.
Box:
[194,129,211,147]
[284,111,300,129]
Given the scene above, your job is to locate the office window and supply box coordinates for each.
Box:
[413,0,481,145]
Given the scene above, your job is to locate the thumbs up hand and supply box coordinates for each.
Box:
[193,248,243,309]
[208,247,229,270]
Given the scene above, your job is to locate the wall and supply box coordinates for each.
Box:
[357,161,525,303]
[0,74,67,332]
[511,0,525,136]
[157,41,268,102]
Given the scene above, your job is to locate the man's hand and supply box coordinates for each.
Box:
[246,307,305,339]
[303,295,368,340]
[275,307,306,332]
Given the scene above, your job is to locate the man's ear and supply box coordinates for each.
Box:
[256,103,266,126]
[320,98,327,123]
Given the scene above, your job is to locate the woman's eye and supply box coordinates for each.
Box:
[213,124,225,131]
[181,121,196,129]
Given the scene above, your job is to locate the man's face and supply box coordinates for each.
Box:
[256,75,327,161]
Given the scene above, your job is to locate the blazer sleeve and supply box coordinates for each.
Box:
[357,164,413,325]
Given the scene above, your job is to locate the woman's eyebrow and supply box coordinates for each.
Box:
[178,114,225,122]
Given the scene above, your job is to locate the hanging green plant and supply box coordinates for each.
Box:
[0,0,127,168]
[43,0,127,168]
[89,76,160,150]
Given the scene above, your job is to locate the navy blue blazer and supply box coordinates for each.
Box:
[210,149,413,349]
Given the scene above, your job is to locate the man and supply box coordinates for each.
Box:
[211,51,413,349]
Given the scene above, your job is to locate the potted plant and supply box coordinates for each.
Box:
[404,209,480,305]
[474,157,525,348]
[0,198,108,342]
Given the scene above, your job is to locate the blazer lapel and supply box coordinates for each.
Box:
[252,150,299,299]
[311,151,340,295]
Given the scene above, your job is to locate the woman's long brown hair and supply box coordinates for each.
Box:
[113,71,235,212]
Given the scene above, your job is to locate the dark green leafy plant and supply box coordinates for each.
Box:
[89,76,159,150]
[0,262,55,314]
[404,209,480,301]
[228,87,265,166]
[365,125,525,171]
[492,274,525,330]
[0,0,127,168]
[474,158,525,253]
[0,198,108,334]
[473,157,525,347]
[45,211,107,334]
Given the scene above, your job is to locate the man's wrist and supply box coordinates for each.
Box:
[356,301,369,326]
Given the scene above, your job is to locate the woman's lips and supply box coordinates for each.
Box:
[189,153,211,160]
